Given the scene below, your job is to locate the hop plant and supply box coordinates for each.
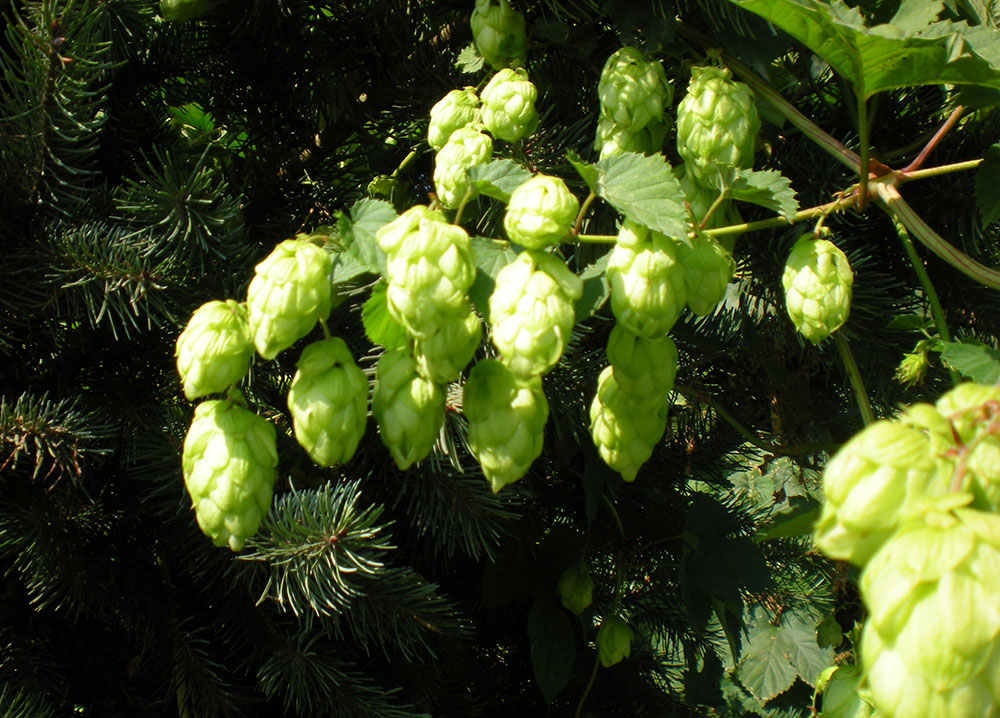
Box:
[372,349,445,470]
[597,46,672,134]
[463,359,548,492]
[594,115,668,159]
[413,306,482,384]
[480,67,538,143]
[589,366,668,482]
[175,299,254,400]
[681,235,735,316]
[606,221,687,338]
[470,0,527,71]
[556,564,593,615]
[246,238,333,360]
[503,174,580,250]
[488,249,583,378]
[286,338,368,468]
[676,65,760,188]
[782,232,854,343]
[182,396,277,551]
[605,323,678,401]
[433,125,493,209]
[375,205,448,258]
[428,87,480,151]
[596,615,634,667]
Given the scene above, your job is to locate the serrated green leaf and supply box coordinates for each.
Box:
[755,505,819,541]
[939,340,1000,382]
[527,594,575,704]
[595,152,688,238]
[727,169,799,222]
[468,237,517,316]
[566,150,599,193]
[886,313,933,330]
[361,283,409,350]
[468,159,533,204]
[340,198,394,276]
[455,42,485,74]
[976,143,1000,227]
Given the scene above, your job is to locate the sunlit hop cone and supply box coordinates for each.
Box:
[470,0,527,71]
[597,46,672,134]
[935,382,1000,507]
[681,234,735,316]
[175,299,254,400]
[375,205,448,258]
[596,615,634,667]
[593,115,668,159]
[606,221,687,338]
[463,358,548,492]
[503,174,579,250]
[488,249,583,378]
[413,306,482,384]
[605,323,678,402]
[782,232,853,343]
[287,338,368,467]
[480,67,538,143]
[372,348,445,470]
[859,505,1000,718]
[427,87,480,151]
[246,238,333,360]
[433,125,493,209]
[676,65,760,188]
[182,395,277,551]
[556,563,593,615]
[812,417,952,566]
[589,366,668,482]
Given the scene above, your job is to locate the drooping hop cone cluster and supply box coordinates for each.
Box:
[413,306,482,384]
[175,299,254,400]
[287,338,368,467]
[372,348,445,470]
[676,65,760,188]
[597,46,672,134]
[433,125,493,209]
[605,323,678,400]
[247,238,333,360]
[681,235,735,316]
[480,67,538,143]
[782,233,853,343]
[428,87,480,151]
[182,398,277,551]
[596,616,634,667]
[470,0,527,71]
[606,221,687,338]
[859,507,1000,718]
[503,174,579,250]
[464,359,548,492]
[590,366,669,482]
[556,564,593,615]
[489,249,583,378]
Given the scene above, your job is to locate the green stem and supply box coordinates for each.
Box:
[899,158,983,182]
[453,186,475,226]
[901,106,964,173]
[834,333,875,426]
[574,654,601,718]
[676,385,774,453]
[699,189,729,230]
[390,148,419,178]
[573,191,598,236]
[856,89,871,210]
[319,318,332,340]
[602,494,626,540]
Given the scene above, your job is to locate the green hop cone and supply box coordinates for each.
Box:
[427,87,480,151]
[605,323,678,402]
[596,615,634,667]
[594,115,668,160]
[589,366,668,482]
[470,0,527,71]
[433,125,493,209]
[375,205,448,258]
[597,46,673,134]
[894,350,929,388]
[503,174,579,250]
[812,417,952,566]
[676,65,760,188]
[860,506,1000,718]
[246,238,334,360]
[175,299,254,400]
[681,234,735,316]
[464,359,548,492]
[935,382,1000,507]
[488,249,583,379]
[782,233,853,343]
[287,338,368,467]
[606,221,687,338]
[556,564,593,615]
[413,306,482,384]
[182,397,277,551]
[818,665,876,718]
[480,67,539,143]
[372,348,445,470]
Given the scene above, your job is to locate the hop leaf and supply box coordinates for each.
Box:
[428,87,480,151]
[503,174,580,250]
[175,299,254,400]
[287,338,368,467]
[597,46,673,134]
[781,233,853,344]
[680,234,735,316]
[372,349,445,470]
[470,0,527,71]
[182,397,277,551]
[556,564,593,615]
[589,366,668,482]
[605,323,678,402]
[480,67,539,143]
[433,125,494,209]
[413,306,482,384]
[596,615,634,667]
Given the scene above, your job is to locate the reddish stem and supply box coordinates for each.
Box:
[901,106,964,174]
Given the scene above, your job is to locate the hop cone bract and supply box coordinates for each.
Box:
[597,47,672,133]
[175,299,254,400]
[504,174,579,250]
[480,67,538,143]
[433,125,493,209]
[605,323,678,402]
[413,306,482,384]
[428,87,480,151]
[935,382,1000,507]
[372,349,445,470]
[589,366,668,482]
[375,205,448,258]
[594,115,668,159]
[782,233,853,343]
[470,0,526,70]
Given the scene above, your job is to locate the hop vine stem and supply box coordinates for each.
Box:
[834,334,875,426]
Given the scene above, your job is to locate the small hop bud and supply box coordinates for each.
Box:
[556,564,593,615]
[503,174,580,250]
[433,125,493,209]
[597,47,673,134]
[596,615,634,667]
[175,299,254,400]
[372,349,446,470]
[894,351,929,387]
[480,67,538,143]
[781,233,853,343]
[427,87,480,151]
[470,0,527,71]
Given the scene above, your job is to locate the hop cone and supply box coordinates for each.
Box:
[605,323,678,402]
[182,397,277,551]
[597,46,672,133]
[676,65,760,188]
[464,359,548,492]
[480,67,538,143]
[470,0,527,70]
[428,87,480,151]
[818,665,876,718]
[372,348,445,470]
[556,564,593,615]
[375,205,448,258]
[594,115,668,159]
[433,125,493,209]
[287,338,368,467]
[503,174,579,250]
[782,233,853,343]
[606,221,687,337]
[935,382,1000,506]
[175,299,254,400]
[589,366,668,482]
[246,238,333,360]
[681,235,734,316]
[596,616,634,667]
[860,506,1000,718]
[489,249,583,379]
[413,306,482,384]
